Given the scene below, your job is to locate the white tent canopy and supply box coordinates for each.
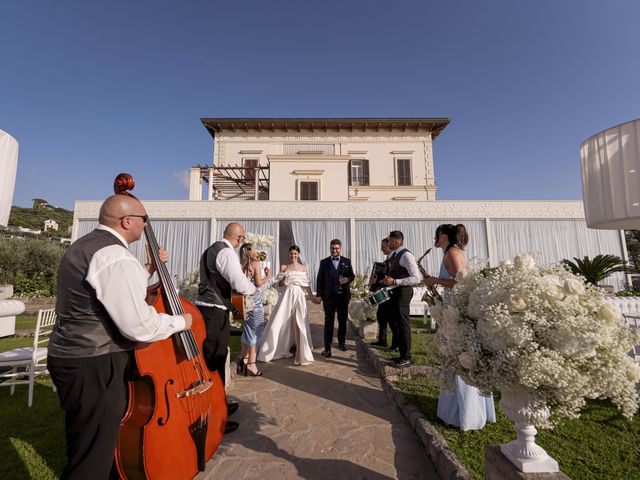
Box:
[0,130,19,228]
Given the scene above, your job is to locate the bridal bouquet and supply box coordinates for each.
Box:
[244,232,276,248]
[431,252,640,426]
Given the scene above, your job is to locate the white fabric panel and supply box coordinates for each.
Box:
[580,118,640,230]
[75,219,210,282]
[0,130,19,227]
[490,220,626,288]
[355,220,488,280]
[215,220,280,273]
[291,220,350,291]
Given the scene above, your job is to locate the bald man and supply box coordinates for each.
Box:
[47,194,193,480]
[196,222,255,434]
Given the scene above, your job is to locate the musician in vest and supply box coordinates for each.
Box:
[196,222,256,434]
[381,230,421,367]
[47,194,193,480]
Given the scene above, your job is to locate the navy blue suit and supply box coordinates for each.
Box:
[316,256,355,351]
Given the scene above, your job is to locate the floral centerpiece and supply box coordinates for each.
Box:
[244,232,276,248]
[348,271,378,323]
[430,252,640,471]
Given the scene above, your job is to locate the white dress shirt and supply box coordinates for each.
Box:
[391,246,421,287]
[86,225,186,343]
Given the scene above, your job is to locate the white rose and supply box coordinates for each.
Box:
[506,294,527,312]
[457,352,475,369]
[455,267,471,285]
[514,253,535,270]
[540,275,565,301]
[499,260,513,268]
[599,304,622,324]
[626,361,640,383]
[564,278,585,296]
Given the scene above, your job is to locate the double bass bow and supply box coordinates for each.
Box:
[113,173,227,479]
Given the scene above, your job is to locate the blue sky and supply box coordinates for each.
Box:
[1,0,639,210]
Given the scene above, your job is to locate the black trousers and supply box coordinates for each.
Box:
[376,299,392,346]
[323,293,349,350]
[389,286,413,360]
[48,351,129,480]
[198,305,229,385]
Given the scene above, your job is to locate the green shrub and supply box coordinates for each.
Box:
[0,237,66,297]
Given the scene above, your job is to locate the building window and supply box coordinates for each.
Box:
[299,181,319,200]
[243,159,258,182]
[349,159,370,186]
[396,158,412,186]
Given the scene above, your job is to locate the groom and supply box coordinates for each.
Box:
[316,239,355,358]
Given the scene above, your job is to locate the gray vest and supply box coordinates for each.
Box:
[48,229,137,358]
[197,241,233,309]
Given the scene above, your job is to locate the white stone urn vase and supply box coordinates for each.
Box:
[499,388,560,473]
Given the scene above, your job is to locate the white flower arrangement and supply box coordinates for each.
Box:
[348,299,378,323]
[244,232,276,248]
[176,270,199,303]
[431,252,640,427]
[262,286,279,306]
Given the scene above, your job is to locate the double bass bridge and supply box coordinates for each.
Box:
[176,380,213,398]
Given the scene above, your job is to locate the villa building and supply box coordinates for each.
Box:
[72,117,629,290]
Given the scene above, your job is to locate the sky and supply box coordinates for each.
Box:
[1,0,639,210]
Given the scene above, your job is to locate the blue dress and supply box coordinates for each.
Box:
[436,260,496,430]
[241,279,266,348]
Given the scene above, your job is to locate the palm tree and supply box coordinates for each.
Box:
[561,254,632,286]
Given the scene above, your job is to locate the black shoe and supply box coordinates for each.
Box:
[224,420,239,434]
[370,340,387,347]
[227,401,239,417]
[321,349,332,358]
[392,358,411,368]
[338,343,347,351]
[385,346,398,353]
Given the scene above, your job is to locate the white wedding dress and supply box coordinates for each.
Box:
[257,270,314,364]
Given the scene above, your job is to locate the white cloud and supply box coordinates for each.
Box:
[170,170,190,193]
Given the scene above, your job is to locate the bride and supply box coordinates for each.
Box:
[258,245,320,365]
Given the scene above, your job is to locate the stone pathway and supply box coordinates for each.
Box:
[198,303,439,480]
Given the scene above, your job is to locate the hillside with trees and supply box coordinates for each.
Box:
[7,201,73,238]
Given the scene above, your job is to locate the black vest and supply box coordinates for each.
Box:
[49,229,137,358]
[197,241,233,308]
[388,248,411,279]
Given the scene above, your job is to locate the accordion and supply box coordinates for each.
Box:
[368,261,388,292]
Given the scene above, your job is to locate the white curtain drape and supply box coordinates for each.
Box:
[291,220,350,291]
[355,220,488,279]
[75,219,210,282]
[490,220,625,287]
[216,220,279,272]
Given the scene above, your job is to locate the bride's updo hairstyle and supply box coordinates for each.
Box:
[435,223,468,252]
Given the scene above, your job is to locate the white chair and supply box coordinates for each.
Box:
[624,315,640,362]
[0,308,57,406]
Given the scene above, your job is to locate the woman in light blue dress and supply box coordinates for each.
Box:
[238,243,272,376]
[424,223,496,431]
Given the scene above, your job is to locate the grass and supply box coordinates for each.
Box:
[366,316,437,366]
[0,316,244,479]
[395,375,640,480]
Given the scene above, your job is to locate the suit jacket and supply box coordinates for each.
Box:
[316,256,355,301]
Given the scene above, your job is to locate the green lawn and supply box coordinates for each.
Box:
[395,374,640,480]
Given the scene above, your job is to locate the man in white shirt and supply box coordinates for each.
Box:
[48,194,193,479]
[382,230,421,367]
[196,222,256,433]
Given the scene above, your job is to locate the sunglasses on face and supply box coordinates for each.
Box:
[120,214,149,223]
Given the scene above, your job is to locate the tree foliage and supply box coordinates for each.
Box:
[8,204,73,237]
[561,254,632,285]
[0,237,66,296]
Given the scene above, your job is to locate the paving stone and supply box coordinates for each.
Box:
[197,303,439,479]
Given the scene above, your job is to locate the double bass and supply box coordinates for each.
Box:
[113,173,227,479]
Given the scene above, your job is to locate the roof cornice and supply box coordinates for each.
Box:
[200,117,451,139]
